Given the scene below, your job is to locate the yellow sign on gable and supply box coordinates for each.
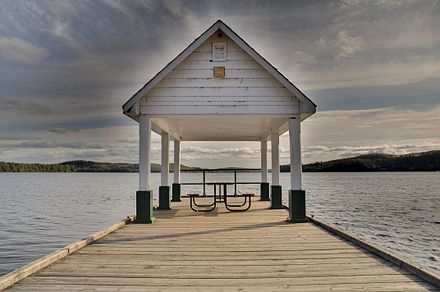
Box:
[213,66,225,79]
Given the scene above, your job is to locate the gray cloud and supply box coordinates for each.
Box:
[47,128,80,134]
[0,37,48,63]
[0,100,51,115]
[181,146,260,160]
[292,51,316,65]
[116,138,138,144]
[0,134,30,141]
[335,30,364,60]
[0,0,196,109]
[19,140,103,150]
[1,1,439,104]
[340,0,418,10]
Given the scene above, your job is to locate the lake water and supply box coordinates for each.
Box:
[0,172,439,276]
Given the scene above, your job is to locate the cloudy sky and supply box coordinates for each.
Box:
[0,0,439,167]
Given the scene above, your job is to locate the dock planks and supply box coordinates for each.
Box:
[5,199,438,291]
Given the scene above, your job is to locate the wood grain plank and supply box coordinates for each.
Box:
[18,274,425,286]
[8,283,435,292]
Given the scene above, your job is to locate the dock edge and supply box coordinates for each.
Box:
[307,215,440,288]
[0,216,135,291]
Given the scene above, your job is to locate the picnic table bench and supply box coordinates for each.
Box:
[188,193,216,212]
[225,189,255,212]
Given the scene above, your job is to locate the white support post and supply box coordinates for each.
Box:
[261,141,268,183]
[139,115,151,191]
[174,140,180,183]
[287,117,305,222]
[260,139,270,201]
[289,118,302,190]
[158,131,171,210]
[137,115,154,223]
[161,132,170,186]
[271,133,280,185]
[270,132,282,208]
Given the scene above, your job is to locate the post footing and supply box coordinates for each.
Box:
[158,186,170,210]
[136,191,155,223]
[260,182,270,201]
[270,185,283,209]
[287,190,307,223]
[172,183,181,202]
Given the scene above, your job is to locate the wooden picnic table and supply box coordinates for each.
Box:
[189,182,254,212]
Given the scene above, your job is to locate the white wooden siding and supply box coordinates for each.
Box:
[186,51,252,61]
[141,34,299,116]
[166,69,272,79]
[148,87,295,97]
[178,60,263,70]
[141,105,298,115]
[158,78,283,88]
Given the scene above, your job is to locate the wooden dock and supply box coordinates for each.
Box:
[3,200,439,291]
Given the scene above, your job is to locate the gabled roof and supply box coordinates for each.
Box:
[122,20,316,118]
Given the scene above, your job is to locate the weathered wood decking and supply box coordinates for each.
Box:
[5,200,438,291]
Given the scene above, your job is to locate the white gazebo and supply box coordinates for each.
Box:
[122,20,316,223]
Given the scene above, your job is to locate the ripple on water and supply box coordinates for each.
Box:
[304,172,440,275]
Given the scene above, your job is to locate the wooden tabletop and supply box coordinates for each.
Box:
[206,181,235,185]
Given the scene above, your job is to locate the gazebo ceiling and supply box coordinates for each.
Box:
[151,116,290,141]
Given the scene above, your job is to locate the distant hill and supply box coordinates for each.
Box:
[282,150,440,172]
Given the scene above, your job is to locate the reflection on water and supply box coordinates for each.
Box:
[0,172,438,275]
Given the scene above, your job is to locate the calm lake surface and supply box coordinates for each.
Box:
[0,172,439,276]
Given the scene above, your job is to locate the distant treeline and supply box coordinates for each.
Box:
[0,160,199,173]
[0,162,75,172]
[60,160,139,172]
[58,161,199,172]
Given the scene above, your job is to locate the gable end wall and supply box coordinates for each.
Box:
[141,33,300,116]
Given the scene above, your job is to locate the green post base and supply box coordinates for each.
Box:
[270,185,283,209]
[136,191,155,223]
[288,190,307,223]
[158,186,170,210]
[172,183,181,202]
[260,182,270,201]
